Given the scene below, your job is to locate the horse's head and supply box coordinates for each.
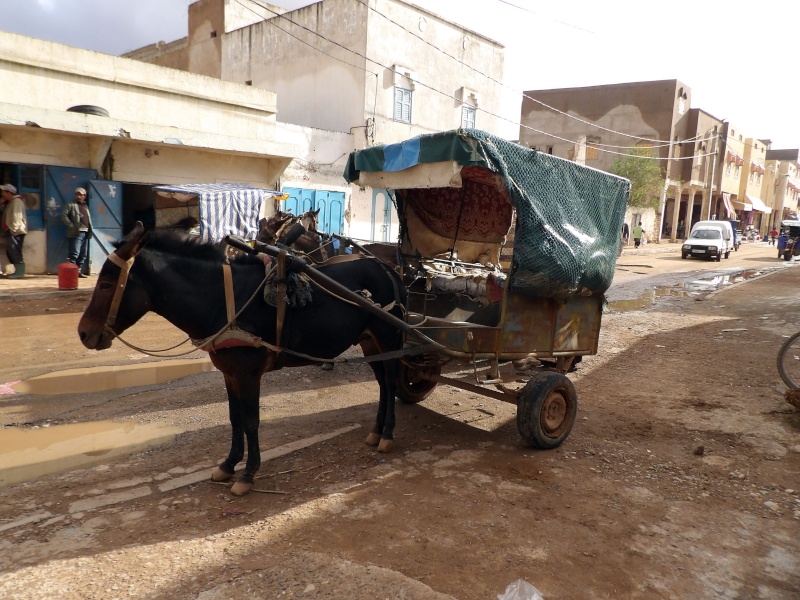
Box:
[298,209,321,233]
[257,211,295,244]
[78,222,151,350]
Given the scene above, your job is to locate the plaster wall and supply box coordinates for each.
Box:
[364,0,518,145]
[520,80,687,173]
[222,0,368,133]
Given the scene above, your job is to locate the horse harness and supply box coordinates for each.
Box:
[101,248,417,364]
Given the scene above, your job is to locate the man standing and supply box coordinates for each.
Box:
[0,184,27,278]
[61,187,93,277]
[633,222,644,249]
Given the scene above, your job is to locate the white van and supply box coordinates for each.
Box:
[684,220,735,260]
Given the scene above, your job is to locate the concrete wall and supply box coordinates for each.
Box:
[222,0,369,133]
[364,0,519,145]
[520,80,689,174]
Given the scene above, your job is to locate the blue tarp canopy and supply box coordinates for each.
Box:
[345,129,632,299]
[153,183,284,244]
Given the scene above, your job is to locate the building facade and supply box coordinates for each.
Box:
[0,31,313,274]
[125,0,521,241]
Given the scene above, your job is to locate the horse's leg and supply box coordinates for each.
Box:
[360,336,387,448]
[230,368,263,496]
[211,370,244,483]
[375,358,399,454]
[364,359,386,448]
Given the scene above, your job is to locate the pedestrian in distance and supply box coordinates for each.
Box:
[633,222,644,248]
[769,226,779,246]
[0,183,27,278]
[61,187,93,277]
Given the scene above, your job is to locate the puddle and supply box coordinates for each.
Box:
[607,268,772,312]
[608,286,692,312]
[0,420,181,486]
[10,358,216,396]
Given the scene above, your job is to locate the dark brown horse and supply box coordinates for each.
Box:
[78,223,407,495]
[257,209,335,262]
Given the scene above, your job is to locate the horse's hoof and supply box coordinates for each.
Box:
[365,432,381,447]
[211,467,234,482]
[377,438,393,453]
[231,480,253,496]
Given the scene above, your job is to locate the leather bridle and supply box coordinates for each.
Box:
[104,251,135,330]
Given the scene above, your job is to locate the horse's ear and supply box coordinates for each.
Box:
[116,221,149,259]
[313,209,320,216]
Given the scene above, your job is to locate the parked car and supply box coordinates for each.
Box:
[681,226,726,261]
[688,220,734,258]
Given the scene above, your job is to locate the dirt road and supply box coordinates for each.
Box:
[1,242,799,599]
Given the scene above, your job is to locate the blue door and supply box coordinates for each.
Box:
[44,166,98,273]
[315,190,345,235]
[282,187,344,235]
[86,180,123,274]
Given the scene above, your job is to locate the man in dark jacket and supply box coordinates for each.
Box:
[61,187,92,277]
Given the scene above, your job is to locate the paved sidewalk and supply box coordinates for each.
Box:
[0,273,95,302]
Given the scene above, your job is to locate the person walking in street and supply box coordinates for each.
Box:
[633,222,644,248]
[769,226,779,246]
[61,187,93,277]
[0,184,27,278]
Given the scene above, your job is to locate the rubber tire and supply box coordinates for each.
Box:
[681,253,687,259]
[396,361,440,404]
[715,253,721,262]
[725,250,731,259]
[516,372,577,449]
[777,331,800,389]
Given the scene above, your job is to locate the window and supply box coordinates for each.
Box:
[461,105,476,129]
[394,87,412,124]
[585,143,599,160]
[726,162,732,175]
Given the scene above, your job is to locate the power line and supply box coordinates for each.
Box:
[234,0,717,161]
[351,0,706,149]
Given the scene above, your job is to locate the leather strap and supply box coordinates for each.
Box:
[275,250,287,355]
[106,252,135,328]
[222,263,236,323]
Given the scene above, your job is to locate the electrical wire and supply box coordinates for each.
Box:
[234,0,720,161]
[350,0,706,149]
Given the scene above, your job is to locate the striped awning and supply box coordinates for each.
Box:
[154,183,286,243]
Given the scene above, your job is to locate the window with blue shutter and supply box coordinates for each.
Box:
[394,87,412,124]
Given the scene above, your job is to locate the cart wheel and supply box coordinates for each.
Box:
[396,361,440,404]
[517,372,577,449]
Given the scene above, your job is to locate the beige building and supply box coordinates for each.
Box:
[0,30,330,274]
[765,149,800,228]
[125,0,520,241]
[519,80,786,241]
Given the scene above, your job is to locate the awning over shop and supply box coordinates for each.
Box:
[153,183,287,243]
[746,194,772,214]
[722,192,737,218]
[731,197,753,211]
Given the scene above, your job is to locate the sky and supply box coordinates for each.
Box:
[5,0,800,149]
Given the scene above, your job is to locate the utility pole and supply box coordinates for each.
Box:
[705,128,719,220]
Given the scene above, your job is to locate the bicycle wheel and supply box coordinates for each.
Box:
[776,331,800,389]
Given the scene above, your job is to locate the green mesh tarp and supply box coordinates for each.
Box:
[344,129,631,300]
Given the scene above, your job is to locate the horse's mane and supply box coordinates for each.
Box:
[114,228,260,264]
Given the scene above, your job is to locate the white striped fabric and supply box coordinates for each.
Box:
[153,183,281,243]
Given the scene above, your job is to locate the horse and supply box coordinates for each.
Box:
[78,223,407,495]
[257,209,335,263]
